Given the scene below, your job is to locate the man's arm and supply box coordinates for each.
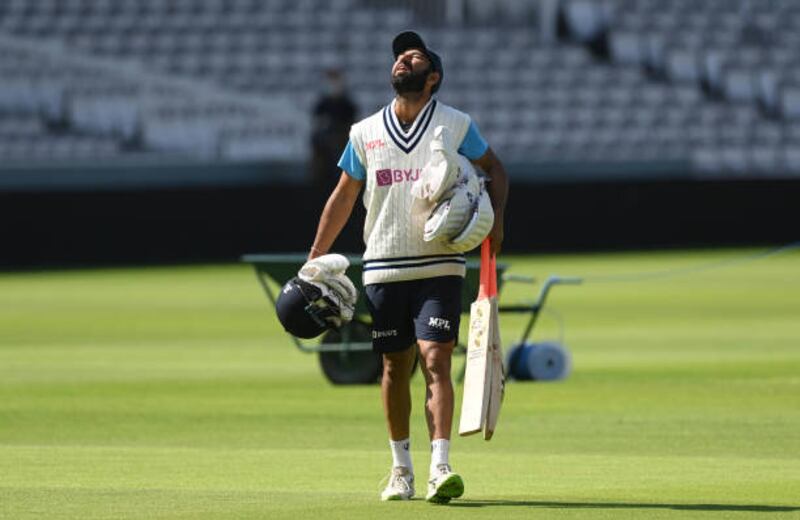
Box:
[309,171,364,260]
[472,147,508,255]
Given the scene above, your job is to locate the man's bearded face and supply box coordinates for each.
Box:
[391,50,432,94]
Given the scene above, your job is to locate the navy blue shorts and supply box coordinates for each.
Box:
[364,276,463,354]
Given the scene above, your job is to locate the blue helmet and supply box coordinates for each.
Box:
[275,277,339,339]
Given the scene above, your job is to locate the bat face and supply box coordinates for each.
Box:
[468,302,489,353]
[459,239,504,439]
[459,298,494,436]
[483,297,504,440]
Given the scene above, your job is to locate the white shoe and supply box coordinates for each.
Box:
[426,464,464,504]
[380,466,415,501]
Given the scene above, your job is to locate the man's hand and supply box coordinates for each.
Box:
[472,147,508,257]
[489,218,504,256]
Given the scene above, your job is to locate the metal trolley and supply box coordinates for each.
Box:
[243,253,580,384]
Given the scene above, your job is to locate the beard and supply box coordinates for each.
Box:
[391,67,430,95]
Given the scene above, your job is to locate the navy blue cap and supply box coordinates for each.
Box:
[392,31,443,93]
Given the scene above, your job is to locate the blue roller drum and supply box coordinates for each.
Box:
[505,341,571,381]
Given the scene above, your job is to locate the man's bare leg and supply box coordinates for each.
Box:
[418,339,463,503]
[380,345,418,501]
[382,345,417,440]
[417,339,455,440]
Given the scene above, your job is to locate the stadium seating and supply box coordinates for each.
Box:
[0,0,799,178]
[565,0,800,176]
[0,30,308,164]
[0,111,122,161]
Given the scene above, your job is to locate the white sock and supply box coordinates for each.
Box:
[430,438,450,472]
[389,438,413,471]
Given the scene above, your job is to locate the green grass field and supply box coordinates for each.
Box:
[1,248,799,519]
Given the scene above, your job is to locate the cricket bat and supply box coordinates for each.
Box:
[482,249,504,440]
[459,239,504,439]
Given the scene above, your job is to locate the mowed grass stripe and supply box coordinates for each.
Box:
[2,446,797,498]
[1,249,798,518]
[2,448,798,519]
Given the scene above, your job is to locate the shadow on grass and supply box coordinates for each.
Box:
[448,499,799,513]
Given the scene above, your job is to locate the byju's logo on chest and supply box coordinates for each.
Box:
[375,168,421,187]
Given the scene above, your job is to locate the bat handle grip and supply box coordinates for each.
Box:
[489,248,497,297]
[478,238,497,299]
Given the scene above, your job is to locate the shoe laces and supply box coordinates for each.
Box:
[430,463,452,482]
[379,466,413,493]
[433,463,452,475]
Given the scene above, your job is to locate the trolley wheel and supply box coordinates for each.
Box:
[319,321,382,385]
